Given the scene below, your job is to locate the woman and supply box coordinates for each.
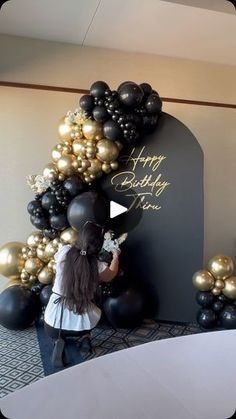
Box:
[44,221,120,365]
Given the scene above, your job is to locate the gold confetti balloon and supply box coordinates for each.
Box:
[96,139,119,163]
[43,163,58,181]
[57,154,77,176]
[223,277,236,300]
[0,242,25,279]
[208,255,234,280]
[38,266,54,285]
[82,120,103,141]
[24,257,44,275]
[27,231,43,247]
[60,228,78,245]
[192,270,215,292]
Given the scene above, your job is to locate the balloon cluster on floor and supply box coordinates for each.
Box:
[193,255,236,329]
[0,81,156,330]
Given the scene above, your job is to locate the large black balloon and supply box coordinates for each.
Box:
[41,192,58,211]
[219,305,236,329]
[117,81,134,91]
[0,286,39,330]
[103,120,123,141]
[30,215,49,230]
[140,82,153,98]
[90,81,109,98]
[119,82,144,107]
[196,291,214,308]
[104,289,144,328]
[93,106,109,123]
[63,176,85,197]
[27,200,42,215]
[145,94,162,114]
[67,191,109,231]
[79,95,94,112]
[197,308,217,329]
[50,212,68,231]
[40,284,53,307]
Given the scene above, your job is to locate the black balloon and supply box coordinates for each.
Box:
[27,200,42,215]
[30,215,49,230]
[43,227,58,239]
[117,81,134,91]
[63,176,85,197]
[31,281,43,295]
[0,286,39,330]
[90,81,109,98]
[196,291,214,308]
[40,284,53,306]
[145,94,162,114]
[218,294,230,304]
[212,300,224,312]
[103,120,123,141]
[67,191,109,231]
[50,212,68,230]
[197,309,217,329]
[119,82,144,107]
[104,288,144,328]
[79,95,94,112]
[93,106,109,123]
[140,82,152,97]
[41,192,58,211]
[219,305,236,329]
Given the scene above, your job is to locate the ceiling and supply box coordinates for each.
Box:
[0,0,235,65]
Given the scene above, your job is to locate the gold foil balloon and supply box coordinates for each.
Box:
[0,242,25,279]
[223,277,236,300]
[215,279,225,290]
[58,117,73,142]
[82,120,103,141]
[192,270,215,291]
[52,145,62,162]
[38,266,54,285]
[208,255,234,280]
[43,163,58,181]
[27,231,43,247]
[96,139,119,163]
[57,154,77,176]
[25,258,44,275]
[60,228,78,245]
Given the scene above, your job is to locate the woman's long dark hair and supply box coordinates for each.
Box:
[61,222,104,314]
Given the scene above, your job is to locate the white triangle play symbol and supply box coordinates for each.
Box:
[110,201,128,219]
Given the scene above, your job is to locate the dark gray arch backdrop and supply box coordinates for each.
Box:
[102,112,203,322]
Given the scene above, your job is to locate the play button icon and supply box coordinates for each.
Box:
[110,201,128,219]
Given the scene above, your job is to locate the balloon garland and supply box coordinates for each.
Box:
[193,255,236,329]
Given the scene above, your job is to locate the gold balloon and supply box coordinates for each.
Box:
[223,276,236,300]
[72,139,86,156]
[58,117,73,142]
[44,242,58,259]
[102,163,112,174]
[58,173,66,181]
[36,247,49,263]
[43,163,58,181]
[215,279,225,290]
[48,260,56,271]
[38,266,54,285]
[52,146,62,162]
[192,270,215,291]
[42,237,50,245]
[27,231,43,247]
[87,159,102,175]
[96,139,119,163]
[29,275,37,284]
[57,154,77,176]
[208,255,234,280]
[212,287,221,296]
[110,161,119,170]
[82,120,103,141]
[25,258,44,275]
[60,227,78,244]
[0,242,25,279]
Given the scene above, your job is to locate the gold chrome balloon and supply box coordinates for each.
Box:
[110,161,119,170]
[208,255,234,280]
[192,270,215,291]
[43,163,58,181]
[212,287,221,296]
[25,258,44,275]
[0,242,25,279]
[72,139,86,156]
[27,231,43,247]
[29,275,37,284]
[57,154,77,176]
[52,145,62,162]
[36,246,49,262]
[223,277,236,300]
[38,266,54,285]
[44,242,58,259]
[215,279,225,290]
[87,159,102,175]
[102,163,112,174]
[60,227,78,244]
[96,139,119,163]
[58,117,73,142]
[82,120,103,141]
[58,173,66,181]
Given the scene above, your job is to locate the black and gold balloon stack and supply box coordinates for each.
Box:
[0,80,162,330]
[193,255,236,329]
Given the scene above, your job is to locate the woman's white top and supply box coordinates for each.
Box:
[44,245,107,331]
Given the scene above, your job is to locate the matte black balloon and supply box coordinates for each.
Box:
[50,212,69,231]
[103,120,123,141]
[197,308,217,329]
[93,106,109,123]
[140,82,152,97]
[30,215,49,230]
[27,200,42,215]
[40,284,53,306]
[67,191,109,231]
[90,81,109,98]
[63,176,85,197]
[79,94,94,112]
[145,93,162,115]
[212,300,224,312]
[196,291,214,308]
[41,192,58,211]
[43,228,58,239]
[219,305,236,329]
[0,286,39,330]
[104,288,144,328]
[119,82,144,107]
